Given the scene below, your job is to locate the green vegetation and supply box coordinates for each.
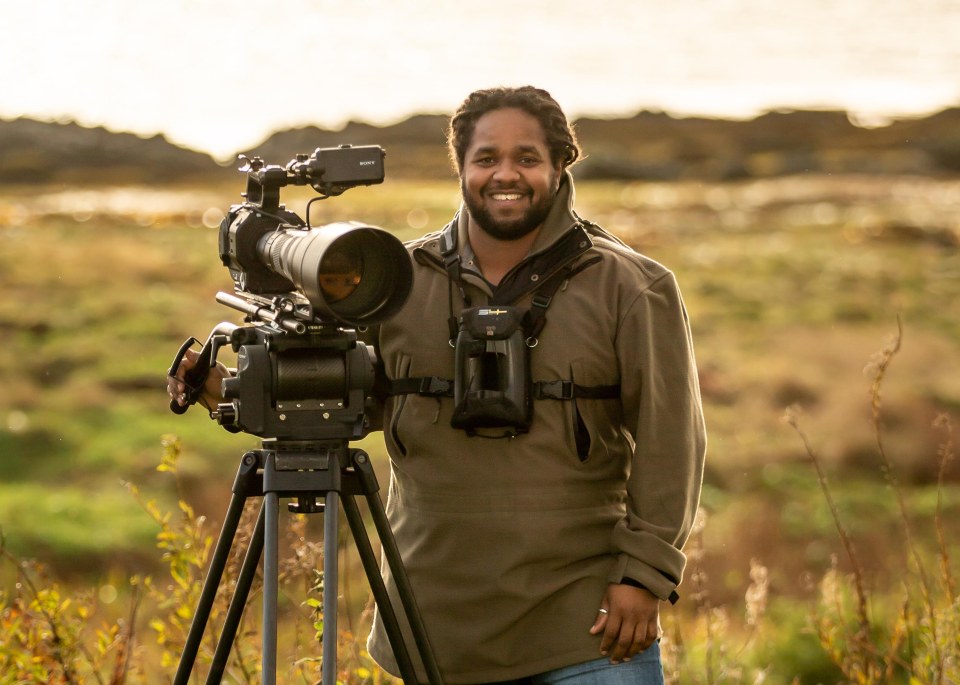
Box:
[1,174,959,682]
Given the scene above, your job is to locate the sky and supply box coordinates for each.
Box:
[2,0,959,160]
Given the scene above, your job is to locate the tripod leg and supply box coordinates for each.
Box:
[174,469,253,685]
[205,501,266,684]
[366,491,445,685]
[341,495,420,685]
[322,490,340,685]
[351,451,444,685]
[262,489,280,685]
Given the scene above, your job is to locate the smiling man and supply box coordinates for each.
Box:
[367,86,708,684]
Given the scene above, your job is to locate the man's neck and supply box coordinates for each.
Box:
[466,218,542,286]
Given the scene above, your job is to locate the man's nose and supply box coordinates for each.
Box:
[492,160,520,181]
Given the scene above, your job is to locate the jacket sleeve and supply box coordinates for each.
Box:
[607,269,706,602]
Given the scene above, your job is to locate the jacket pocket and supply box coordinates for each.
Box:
[567,358,621,464]
[389,354,412,457]
[568,359,594,462]
[573,400,591,462]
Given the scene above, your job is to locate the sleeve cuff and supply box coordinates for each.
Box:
[609,555,681,605]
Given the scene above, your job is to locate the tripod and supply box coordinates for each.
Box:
[173,440,444,685]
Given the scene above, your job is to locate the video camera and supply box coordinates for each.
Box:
[166,146,443,685]
[169,144,413,441]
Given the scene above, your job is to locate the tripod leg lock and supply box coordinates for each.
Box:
[350,449,380,493]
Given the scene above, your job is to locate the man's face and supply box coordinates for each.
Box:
[461,107,562,241]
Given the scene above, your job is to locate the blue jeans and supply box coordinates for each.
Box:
[478,642,664,685]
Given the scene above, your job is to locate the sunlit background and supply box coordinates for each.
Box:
[2,0,958,159]
[3,2,960,682]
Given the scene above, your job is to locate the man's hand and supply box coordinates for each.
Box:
[166,347,229,411]
[589,582,661,663]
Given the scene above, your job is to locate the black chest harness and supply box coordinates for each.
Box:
[386,218,621,439]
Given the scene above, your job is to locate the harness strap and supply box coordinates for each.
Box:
[523,255,601,341]
[440,219,469,340]
[523,267,569,341]
[533,380,621,401]
[387,376,454,397]
[386,377,620,401]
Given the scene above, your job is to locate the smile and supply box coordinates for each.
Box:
[490,192,525,201]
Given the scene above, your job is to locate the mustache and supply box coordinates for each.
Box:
[484,183,530,193]
[459,179,532,197]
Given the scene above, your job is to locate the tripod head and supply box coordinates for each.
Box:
[214,309,375,441]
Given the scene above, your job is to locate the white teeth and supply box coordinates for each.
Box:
[492,193,523,201]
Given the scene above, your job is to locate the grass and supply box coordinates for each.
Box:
[1,173,959,682]
[3,174,959,536]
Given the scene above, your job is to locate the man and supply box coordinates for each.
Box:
[170,86,705,684]
[366,86,705,684]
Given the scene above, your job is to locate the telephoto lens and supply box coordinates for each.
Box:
[256,221,413,326]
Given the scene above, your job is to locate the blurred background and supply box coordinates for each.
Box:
[1,1,959,682]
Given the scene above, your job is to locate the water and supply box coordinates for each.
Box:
[1,0,958,158]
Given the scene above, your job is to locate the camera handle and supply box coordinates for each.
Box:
[172,443,444,685]
[167,322,237,415]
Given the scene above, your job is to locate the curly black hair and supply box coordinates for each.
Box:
[447,86,581,174]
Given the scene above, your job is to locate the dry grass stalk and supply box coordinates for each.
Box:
[789,322,960,684]
[784,407,870,637]
[932,413,956,604]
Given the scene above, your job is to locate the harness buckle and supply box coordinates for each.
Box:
[419,377,453,396]
[531,294,552,309]
[536,380,574,400]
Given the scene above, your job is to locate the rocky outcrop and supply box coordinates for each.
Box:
[3,106,959,184]
[0,118,224,184]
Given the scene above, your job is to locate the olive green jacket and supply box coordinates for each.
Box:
[367,172,706,683]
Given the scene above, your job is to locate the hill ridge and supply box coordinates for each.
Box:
[3,106,959,184]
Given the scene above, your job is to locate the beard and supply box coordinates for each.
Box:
[461,177,559,241]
